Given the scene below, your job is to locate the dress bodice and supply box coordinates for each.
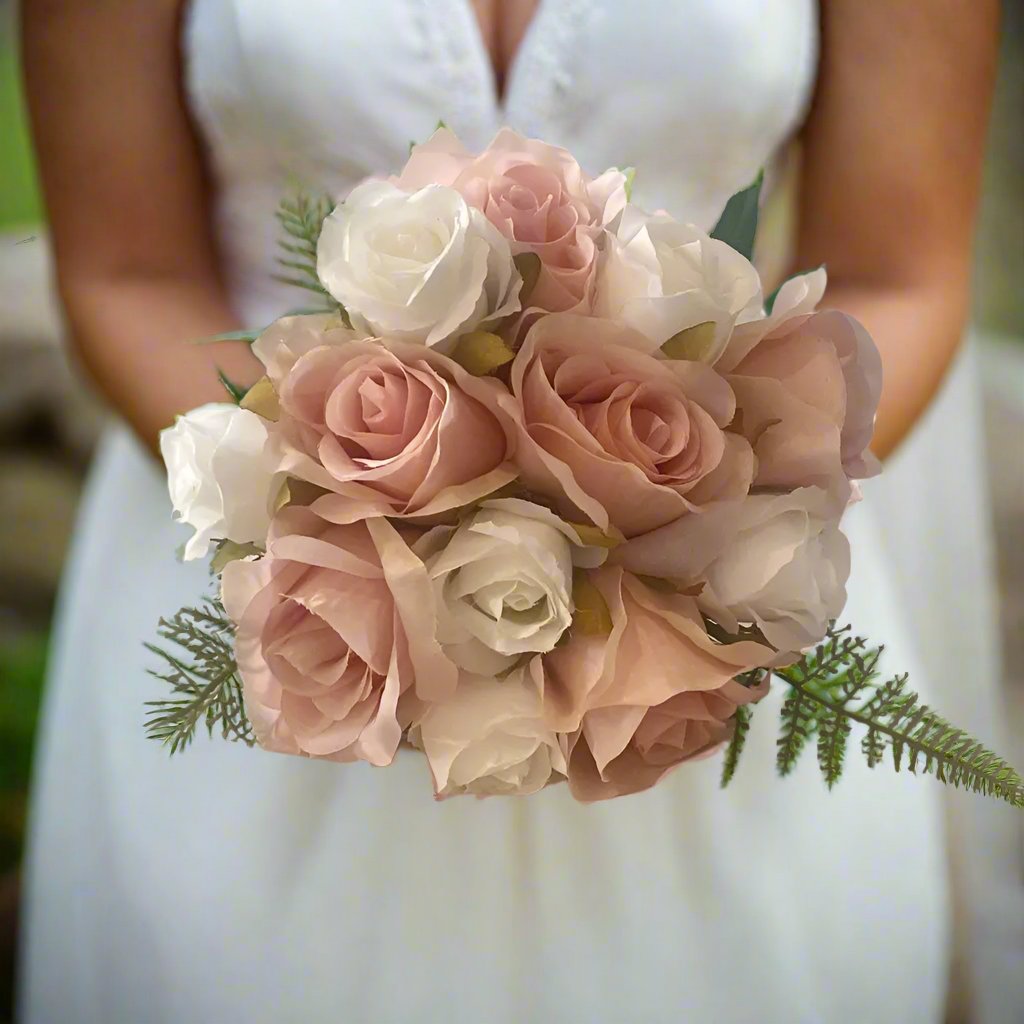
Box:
[184,0,817,323]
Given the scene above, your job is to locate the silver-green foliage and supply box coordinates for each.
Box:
[144,599,254,754]
[274,193,340,308]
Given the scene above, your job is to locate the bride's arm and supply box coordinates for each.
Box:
[795,0,999,459]
[22,0,261,454]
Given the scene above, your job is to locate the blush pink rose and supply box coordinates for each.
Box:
[221,508,457,766]
[395,128,627,313]
[565,680,767,802]
[499,313,754,537]
[530,567,771,800]
[531,566,774,734]
[272,337,519,523]
[717,270,882,502]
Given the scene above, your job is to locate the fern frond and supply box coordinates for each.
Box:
[144,597,254,754]
[773,623,1024,807]
[776,688,819,777]
[274,192,349,321]
[720,704,752,788]
[815,708,851,788]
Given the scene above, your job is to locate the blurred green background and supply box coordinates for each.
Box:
[0,8,43,876]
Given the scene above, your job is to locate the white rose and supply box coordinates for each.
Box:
[618,487,849,653]
[159,403,282,561]
[417,499,605,675]
[410,670,566,798]
[595,205,763,362]
[316,181,522,349]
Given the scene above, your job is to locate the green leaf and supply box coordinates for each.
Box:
[198,327,264,345]
[721,704,752,788]
[710,170,764,261]
[216,368,249,404]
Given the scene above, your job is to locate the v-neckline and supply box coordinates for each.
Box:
[445,0,543,121]
[422,0,587,144]
[461,0,542,109]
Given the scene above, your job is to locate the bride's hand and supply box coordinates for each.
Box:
[22,0,262,456]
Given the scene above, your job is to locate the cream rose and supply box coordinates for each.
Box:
[416,500,599,675]
[316,181,521,348]
[595,206,763,361]
[410,669,566,798]
[618,487,850,653]
[159,403,282,561]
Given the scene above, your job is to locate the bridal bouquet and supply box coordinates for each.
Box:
[147,128,1022,806]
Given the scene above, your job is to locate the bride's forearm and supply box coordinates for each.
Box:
[822,277,970,461]
[61,273,262,457]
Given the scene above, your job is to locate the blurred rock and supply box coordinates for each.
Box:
[0,230,106,459]
[0,454,80,632]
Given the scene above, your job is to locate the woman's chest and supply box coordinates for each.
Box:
[185,0,817,226]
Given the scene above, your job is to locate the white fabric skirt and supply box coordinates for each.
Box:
[19,409,958,1023]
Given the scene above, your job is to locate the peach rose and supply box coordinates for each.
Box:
[569,684,770,802]
[395,128,627,313]
[499,314,754,537]
[565,680,767,802]
[531,567,773,735]
[271,337,518,523]
[220,508,457,766]
[532,567,771,800]
[718,270,882,500]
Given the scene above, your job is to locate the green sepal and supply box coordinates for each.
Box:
[217,368,250,405]
[622,166,636,201]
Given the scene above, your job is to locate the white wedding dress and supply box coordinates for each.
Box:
[23,2,974,1021]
